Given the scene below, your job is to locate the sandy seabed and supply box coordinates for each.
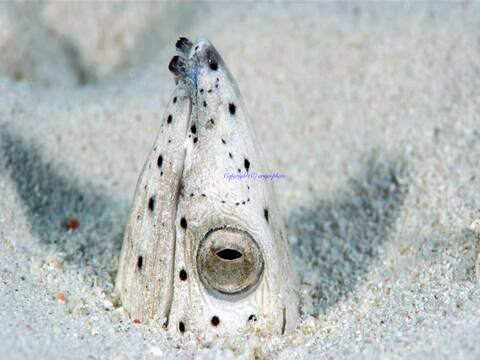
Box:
[1,2,480,359]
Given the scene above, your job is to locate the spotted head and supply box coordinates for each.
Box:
[115,37,299,336]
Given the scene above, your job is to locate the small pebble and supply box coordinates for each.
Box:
[57,292,67,304]
[64,218,80,231]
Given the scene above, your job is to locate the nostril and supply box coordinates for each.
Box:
[216,248,242,260]
[168,56,189,77]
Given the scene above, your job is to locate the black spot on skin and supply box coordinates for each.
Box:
[235,202,240,206]
[210,118,215,125]
[157,155,163,168]
[180,217,187,229]
[242,201,245,205]
[221,138,226,144]
[211,316,220,326]
[195,45,199,51]
[148,197,155,211]
[248,314,257,322]
[179,269,187,281]
[179,322,185,333]
[200,88,204,94]
[237,168,241,173]
[229,103,236,115]
[247,185,250,190]
[168,139,172,143]
[160,171,163,176]
[264,208,269,222]
[207,89,213,93]
[247,198,250,202]
[137,256,143,270]
[229,152,233,159]
[190,193,194,197]
[153,146,157,151]
[209,62,218,71]
[137,214,140,220]
[191,124,197,134]
[193,137,198,144]
[167,115,172,124]
[173,97,177,103]
[201,194,206,197]
[215,83,219,88]
[221,200,225,204]
[216,77,219,82]
[244,158,250,172]
[203,101,207,107]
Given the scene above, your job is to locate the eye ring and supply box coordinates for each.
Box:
[196,228,264,297]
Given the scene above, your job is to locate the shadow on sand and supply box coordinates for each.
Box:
[1,127,410,308]
[1,129,128,282]
[288,153,410,315]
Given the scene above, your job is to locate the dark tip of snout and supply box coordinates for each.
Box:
[169,55,189,77]
[192,41,221,71]
[205,47,219,71]
[176,37,193,55]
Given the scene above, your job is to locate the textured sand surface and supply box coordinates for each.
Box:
[1,2,480,359]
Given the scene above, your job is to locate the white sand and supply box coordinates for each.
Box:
[1,2,479,359]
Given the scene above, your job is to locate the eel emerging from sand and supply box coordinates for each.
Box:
[115,37,299,336]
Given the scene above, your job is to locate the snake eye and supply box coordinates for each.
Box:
[197,228,264,296]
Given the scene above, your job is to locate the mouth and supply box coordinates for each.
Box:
[167,37,224,147]
[169,37,222,93]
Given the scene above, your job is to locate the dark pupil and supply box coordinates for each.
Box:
[216,248,242,260]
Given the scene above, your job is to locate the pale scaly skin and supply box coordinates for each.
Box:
[115,38,299,336]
